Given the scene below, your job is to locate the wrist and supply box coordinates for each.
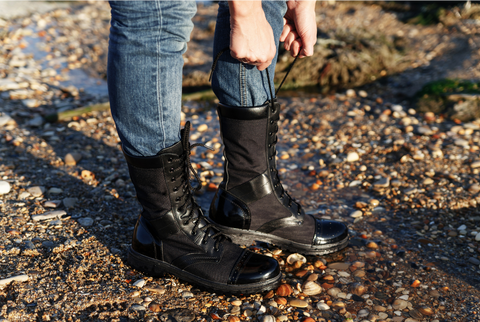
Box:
[229,1,263,19]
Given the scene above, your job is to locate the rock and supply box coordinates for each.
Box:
[48,187,63,194]
[0,181,11,195]
[392,299,408,310]
[262,315,275,322]
[77,217,94,227]
[0,274,29,287]
[350,210,363,218]
[468,257,480,265]
[133,279,146,288]
[31,210,66,222]
[182,291,194,298]
[28,115,44,127]
[329,262,350,270]
[454,139,469,147]
[346,152,359,162]
[42,241,55,248]
[44,200,61,208]
[471,161,480,169]
[64,152,82,166]
[0,114,13,127]
[289,299,307,308]
[160,309,195,322]
[28,186,45,197]
[146,287,165,295]
[457,224,467,230]
[197,124,208,132]
[131,305,145,311]
[317,302,330,310]
[62,198,78,208]
[374,177,390,188]
[423,178,434,185]
[358,90,368,98]
[469,184,480,194]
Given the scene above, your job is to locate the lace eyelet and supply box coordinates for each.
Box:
[171,177,175,182]
[268,157,272,160]
[170,167,174,173]
[268,144,271,148]
[192,231,197,236]
[173,187,178,192]
[269,132,272,136]
[168,157,173,163]
[183,220,188,225]
[175,197,180,202]
[270,120,274,124]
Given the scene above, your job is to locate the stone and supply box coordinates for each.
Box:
[63,198,78,208]
[329,262,350,270]
[0,181,11,195]
[392,299,408,310]
[317,302,330,310]
[358,90,368,98]
[469,184,480,194]
[346,89,356,97]
[48,187,63,194]
[289,299,307,308]
[28,115,44,127]
[374,177,390,188]
[133,279,146,288]
[44,200,61,208]
[18,191,31,199]
[346,152,359,162]
[471,161,480,169]
[31,210,66,221]
[131,305,145,311]
[468,257,480,265]
[77,217,94,227]
[197,124,208,132]
[350,210,363,218]
[28,186,45,197]
[0,114,13,127]
[0,274,29,287]
[64,152,82,166]
[302,281,322,296]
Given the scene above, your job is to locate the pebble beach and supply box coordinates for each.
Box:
[1,2,480,322]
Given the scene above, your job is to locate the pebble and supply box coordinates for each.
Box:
[44,200,61,208]
[131,305,145,311]
[350,210,363,218]
[392,299,408,310]
[63,197,78,208]
[289,299,308,308]
[469,184,480,194]
[346,152,359,162]
[317,302,330,310]
[471,161,480,168]
[197,124,208,132]
[49,187,63,194]
[31,210,66,221]
[28,186,45,197]
[302,281,322,295]
[458,224,467,230]
[374,177,390,188]
[0,114,13,127]
[0,181,11,195]
[328,262,350,270]
[133,279,146,288]
[64,152,82,166]
[262,315,275,322]
[468,257,480,265]
[0,274,29,287]
[77,217,94,227]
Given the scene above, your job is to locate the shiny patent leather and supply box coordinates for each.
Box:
[313,219,349,245]
[228,251,280,285]
[210,184,251,229]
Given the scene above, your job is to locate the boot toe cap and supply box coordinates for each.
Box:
[313,218,349,245]
[229,251,280,285]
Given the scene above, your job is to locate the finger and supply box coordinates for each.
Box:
[283,31,298,51]
[290,40,302,57]
[280,23,294,42]
[257,60,272,71]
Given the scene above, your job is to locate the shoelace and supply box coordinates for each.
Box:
[211,48,302,215]
[172,121,225,250]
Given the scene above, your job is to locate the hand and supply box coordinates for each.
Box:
[280,0,317,58]
[229,1,276,71]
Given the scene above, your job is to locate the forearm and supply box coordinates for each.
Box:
[228,1,263,18]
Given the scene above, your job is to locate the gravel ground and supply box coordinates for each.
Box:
[1,2,480,322]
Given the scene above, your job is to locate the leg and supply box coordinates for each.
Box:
[108,0,195,157]
[107,0,281,293]
[209,1,349,254]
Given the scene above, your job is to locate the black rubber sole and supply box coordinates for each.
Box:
[127,247,282,295]
[215,225,349,255]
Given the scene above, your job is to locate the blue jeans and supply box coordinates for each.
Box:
[108,1,287,157]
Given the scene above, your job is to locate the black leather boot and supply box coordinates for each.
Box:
[124,122,281,294]
[209,100,349,255]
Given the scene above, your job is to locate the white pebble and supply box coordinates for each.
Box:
[0,181,11,195]
[458,224,467,231]
[350,210,363,218]
[0,274,29,287]
[317,302,330,310]
[346,152,359,162]
[133,279,146,288]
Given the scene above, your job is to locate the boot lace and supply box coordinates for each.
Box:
[211,47,302,216]
[170,121,225,250]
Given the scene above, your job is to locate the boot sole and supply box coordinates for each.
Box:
[214,225,349,255]
[127,247,281,294]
